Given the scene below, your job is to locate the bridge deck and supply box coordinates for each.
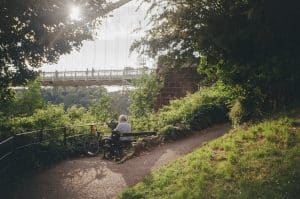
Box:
[40,68,154,86]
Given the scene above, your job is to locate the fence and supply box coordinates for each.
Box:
[0,125,95,177]
[0,125,159,180]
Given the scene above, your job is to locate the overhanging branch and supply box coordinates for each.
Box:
[104,0,134,14]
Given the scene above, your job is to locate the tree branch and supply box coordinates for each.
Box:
[104,0,134,14]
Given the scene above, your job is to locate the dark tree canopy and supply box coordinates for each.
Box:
[0,0,132,102]
[134,0,300,110]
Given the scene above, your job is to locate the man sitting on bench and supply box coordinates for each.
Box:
[114,115,133,141]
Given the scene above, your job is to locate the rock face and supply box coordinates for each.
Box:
[155,67,201,109]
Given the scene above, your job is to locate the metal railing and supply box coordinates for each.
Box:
[0,125,96,176]
[0,124,158,177]
[40,68,155,82]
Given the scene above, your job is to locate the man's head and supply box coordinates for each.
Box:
[118,115,128,123]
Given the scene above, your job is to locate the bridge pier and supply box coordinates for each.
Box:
[155,67,201,109]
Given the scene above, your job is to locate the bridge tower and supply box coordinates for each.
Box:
[155,67,201,109]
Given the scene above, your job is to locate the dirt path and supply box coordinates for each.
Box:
[13,124,230,199]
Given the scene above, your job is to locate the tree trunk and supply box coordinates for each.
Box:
[104,0,134,13]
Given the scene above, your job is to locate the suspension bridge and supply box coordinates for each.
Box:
[40,0,151,87]
[40,68,154,86]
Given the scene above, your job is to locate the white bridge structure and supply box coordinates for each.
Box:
[40,68,155,86]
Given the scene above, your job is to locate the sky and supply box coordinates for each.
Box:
[41,0,151,72]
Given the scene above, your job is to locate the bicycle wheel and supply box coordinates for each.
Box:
[84,135,100,156]
[102,149,113,159]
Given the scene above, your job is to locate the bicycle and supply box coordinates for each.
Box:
[84,124,157,161]
[84,124,104,156]
[102,131,135,161]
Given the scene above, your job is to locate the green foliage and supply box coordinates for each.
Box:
[16,78,45,115]
[110,91,130,115]
[0,102,113,181]
[0,103,110,140]
[6,104,67,135]
[121,117,300,199]
[0,78,120,140]
[228,86,266,125]
[229,99,244,127]
[131,83,234,139]
[89,93,113,123]
[136,0,300,120]
[0,0,129,102]
[159,125,190,140]
[42,86,108,108]
[129,73,163,118]
[0,78,45,118]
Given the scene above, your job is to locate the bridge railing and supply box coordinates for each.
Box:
[40,68,155,82]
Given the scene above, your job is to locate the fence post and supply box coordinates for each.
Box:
[63,127,67,146]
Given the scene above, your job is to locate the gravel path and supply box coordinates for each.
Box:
[13,124,230,199]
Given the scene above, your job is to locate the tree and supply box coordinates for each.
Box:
[17,78,45,115]
[129,74,163,118]
[0,78,45,117]
[89,93,113,123]
[42,86,107,108]
[134,0,300,114]
[0,0,133,103]
[110,91,130,115]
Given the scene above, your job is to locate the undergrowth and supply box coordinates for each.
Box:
[131,83,234,140]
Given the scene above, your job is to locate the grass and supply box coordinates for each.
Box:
[120,117,300,199]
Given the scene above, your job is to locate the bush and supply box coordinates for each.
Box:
[131,82,234,138]
[160,125,190,141]
[187,103,228,130]
[229,99,244,127]
[129,73,163,118]
[0,103,109,186]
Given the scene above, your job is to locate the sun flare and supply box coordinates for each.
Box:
[69,6,81,21]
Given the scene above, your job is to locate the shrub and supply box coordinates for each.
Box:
[129,74,163,118]
[187,103,228,130]
[229,99,244,127]
[160,125,190,141]
[131,82,234,138]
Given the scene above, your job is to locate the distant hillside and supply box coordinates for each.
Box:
[121,116,300,199]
